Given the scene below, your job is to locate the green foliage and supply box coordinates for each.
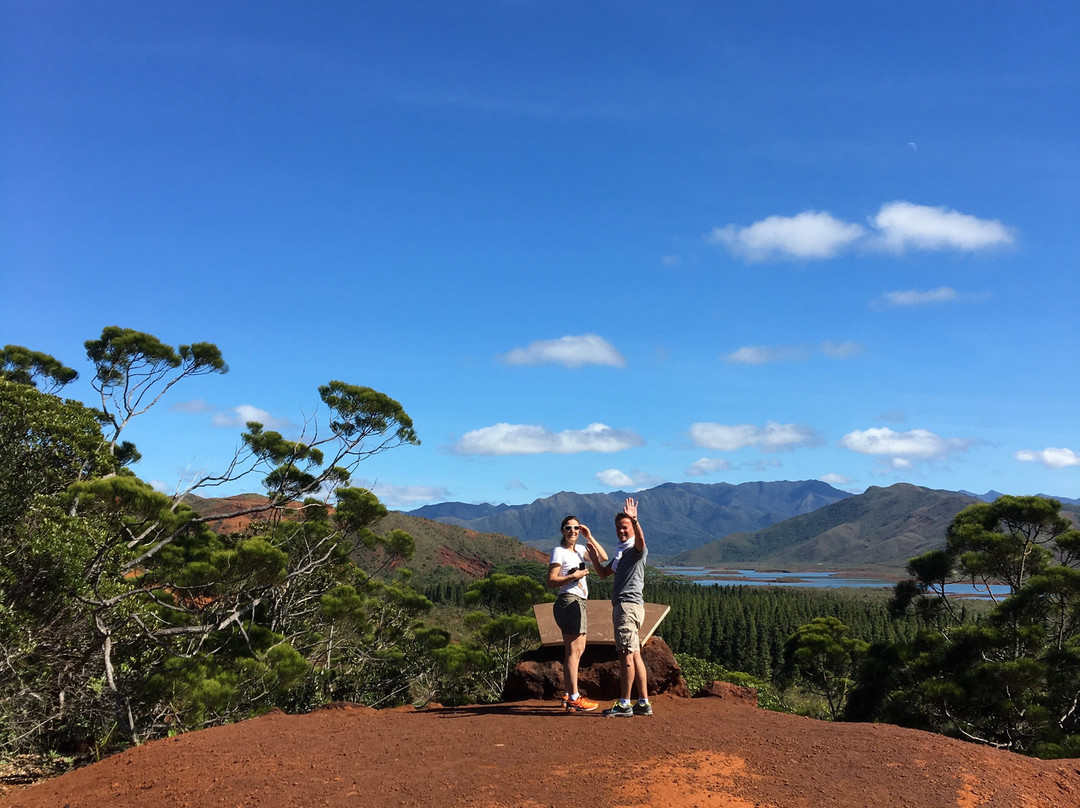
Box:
[0,345,78,392]
[643,578,925,681]
[334,487,388,536]
[464,573,550,618]
[448,573,549,702]
[84,326,227,455]
[319,380,418,448]
[674,653,785,711]
[490,560,550,587]
[782,617,868,720]
[855,496,1080,755]
[0,380,115,532]
[0,328,449,758]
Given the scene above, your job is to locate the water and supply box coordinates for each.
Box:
[659,566,1011,599]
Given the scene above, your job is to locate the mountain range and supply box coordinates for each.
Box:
[409,479,850,557]
[669,483,978,571]
[409,480,1080,572]
[184,482,1079,580]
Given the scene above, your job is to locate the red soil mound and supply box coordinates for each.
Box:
[6,695,1080,808]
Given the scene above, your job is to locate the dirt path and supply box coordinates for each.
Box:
[6,695,1080,808]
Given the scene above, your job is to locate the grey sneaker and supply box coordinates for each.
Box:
[602,701,634,717]
[632,701,653,716]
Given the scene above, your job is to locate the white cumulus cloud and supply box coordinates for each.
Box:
[451,422,644,456]
[596,468,635,487]
[871,201,1015,252]
[1015,448,1080,469]
[708,211,865,261]
[710,202,1015,262]
[497,334,626,368]
[689,421,821,452]
[840,427,972,462]
[212,404,293,429]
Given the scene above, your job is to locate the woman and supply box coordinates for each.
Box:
[547,514,606,712]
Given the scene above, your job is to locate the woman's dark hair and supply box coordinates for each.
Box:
[560,514,579,530]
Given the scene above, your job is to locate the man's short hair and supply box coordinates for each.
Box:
[614,511,632,524]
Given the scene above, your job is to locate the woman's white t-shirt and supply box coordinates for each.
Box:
[550,545,588,598]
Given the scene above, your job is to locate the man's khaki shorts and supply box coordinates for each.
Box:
[612,601,644,654]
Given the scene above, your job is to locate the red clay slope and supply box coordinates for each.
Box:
[6,695,1080,808]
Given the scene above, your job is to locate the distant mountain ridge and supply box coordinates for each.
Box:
[409,480,852,558]
[671,483,980,571]
[960,489,1080,506]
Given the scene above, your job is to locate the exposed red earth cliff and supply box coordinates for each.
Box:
[6,693,1080,808]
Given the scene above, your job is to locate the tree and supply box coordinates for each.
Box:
[0,345,79,393]
[454,574,550,701]
[1,328,430,756]
[783,616,868,720]
[865,496,1080,754]
[0,380,115,533]
[84,326,227,459]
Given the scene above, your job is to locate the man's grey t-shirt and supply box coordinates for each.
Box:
[610,543,647,604]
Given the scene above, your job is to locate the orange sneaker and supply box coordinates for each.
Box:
[566,695,599,713]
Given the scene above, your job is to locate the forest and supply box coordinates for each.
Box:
[3,329,1079,767]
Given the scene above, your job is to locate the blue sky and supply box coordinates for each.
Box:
[3,2,1078,509]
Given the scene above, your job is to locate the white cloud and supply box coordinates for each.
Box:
[877,287,959,308]
[595,468,665,490]
[212,404,294,429]
[819,473,853,487]
[355,480,453,508]
[689,421,821,452]
[686,457,732,476]
[840,427,972,462]
[451,422,644,456]
[709,202,1015,262]
[171,398,216,414]
[497,334,626,368]
[723,344,809,364]
[723,342,863,364]
[708,211,865,261]
[871,201,1015,252]
[596,468,635,487]
[1015,448,1080,469]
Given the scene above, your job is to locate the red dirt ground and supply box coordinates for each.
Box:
[5,695,1080,808]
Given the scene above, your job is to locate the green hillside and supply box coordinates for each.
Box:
[363,511,548,587]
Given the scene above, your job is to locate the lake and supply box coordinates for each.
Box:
[658,566,1011,599]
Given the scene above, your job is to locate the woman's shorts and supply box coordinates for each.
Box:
[553,593,587,636]
[613,601,645,654]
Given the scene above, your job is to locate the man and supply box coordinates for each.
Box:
[588,496,651,717]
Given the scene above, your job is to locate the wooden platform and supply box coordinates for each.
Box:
[533,600,671,647]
